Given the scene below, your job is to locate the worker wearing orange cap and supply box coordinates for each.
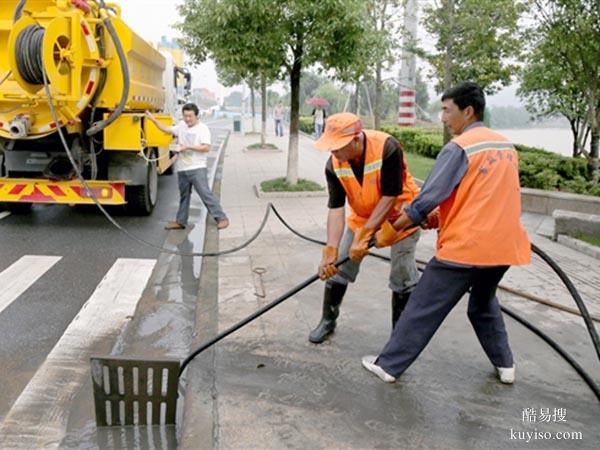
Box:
[309,112,422,344]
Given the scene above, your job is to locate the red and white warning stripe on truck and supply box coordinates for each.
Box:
[0,178,126,205]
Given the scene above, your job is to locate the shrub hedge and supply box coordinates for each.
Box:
[299,116,314,134]
[380,125,600,197]
[296,120,598,196]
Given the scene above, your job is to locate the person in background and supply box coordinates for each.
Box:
[273,103,285,137]
[145,103,230,231]
[312,105,327,138]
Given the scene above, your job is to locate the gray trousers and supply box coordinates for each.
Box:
[176,168,227,225]
[331,227,420,295]
[377,258,513,377]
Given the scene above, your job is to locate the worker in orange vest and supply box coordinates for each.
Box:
[362,82,531,385]
[310,112,421,343]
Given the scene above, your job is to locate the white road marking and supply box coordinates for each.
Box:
[0,255,62,316]
[0,258,156,449]
[0,211,11,220]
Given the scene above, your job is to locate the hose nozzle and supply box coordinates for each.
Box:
[8,115,33,138]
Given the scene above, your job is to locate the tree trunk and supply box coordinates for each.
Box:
[261,74,267,147]
[350,82,359,115]
[286,58,302,186]
[375,62,383,130]
[250,83,256,133]
[442,0,454,144]
[586,86,599,182]
[569,119,579,158]
[589,130,599,183]
[363,82,375,128]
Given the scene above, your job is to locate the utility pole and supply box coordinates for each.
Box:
[398,0,418,127]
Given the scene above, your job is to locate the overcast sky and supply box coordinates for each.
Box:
[119,0,224,96]
[118,0,520,106]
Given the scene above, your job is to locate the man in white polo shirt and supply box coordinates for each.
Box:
[146,103,229,230]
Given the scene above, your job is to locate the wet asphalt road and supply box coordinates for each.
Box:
[0,120,229,421]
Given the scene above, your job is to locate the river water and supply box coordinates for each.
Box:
[496,128,574,157]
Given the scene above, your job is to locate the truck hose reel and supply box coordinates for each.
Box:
[15,25,46,86]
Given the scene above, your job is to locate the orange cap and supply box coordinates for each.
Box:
[314,112,363,151]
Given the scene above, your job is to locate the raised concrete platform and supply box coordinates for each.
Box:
[522,188,600,216]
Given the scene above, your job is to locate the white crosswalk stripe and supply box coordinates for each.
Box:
[0,258,156,450]
[0,211,10,220]
[0,255,62,316]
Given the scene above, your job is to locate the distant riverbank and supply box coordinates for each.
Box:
[496,128,574,157]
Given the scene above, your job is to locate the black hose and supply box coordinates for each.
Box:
[13,0,26,23]
[86,9,129,136]
[178,256,351,376]
[15,25,45,85]
[530,243,600,362]
[270,204,393,263]
[501,305,600,401]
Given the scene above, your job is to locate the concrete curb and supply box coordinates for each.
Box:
[253,183,327,198]
[556,234,600,260]
[243,146,283,153]
[521,187,600,215]
[179,131,230,449]
[552,209,600,239]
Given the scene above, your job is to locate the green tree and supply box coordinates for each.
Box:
[179,0,280,146]
[179,0,368,185]
[423,0,523,93]
[518,45,590,157]
[522,0,599,180]
[267,89,281,108]
[421,0,524,141]
[366,0,402,129]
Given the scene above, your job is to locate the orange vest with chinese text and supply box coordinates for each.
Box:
[436,126,531,265]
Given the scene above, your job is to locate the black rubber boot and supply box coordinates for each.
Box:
[391,291,411,329]
[308,282,348,344]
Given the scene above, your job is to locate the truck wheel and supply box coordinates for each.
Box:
[125,153,158,216]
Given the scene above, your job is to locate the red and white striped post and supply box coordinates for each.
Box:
[398,88,416,127]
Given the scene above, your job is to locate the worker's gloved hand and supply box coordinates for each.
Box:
[422,208,440,230]
[375,220,399,248]
[319,245,339,280]
[349,227,375,262]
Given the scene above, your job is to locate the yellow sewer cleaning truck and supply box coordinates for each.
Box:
[0,0,188,215]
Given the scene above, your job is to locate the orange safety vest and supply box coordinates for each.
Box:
[332,130,420,244]
[436,126,531,266]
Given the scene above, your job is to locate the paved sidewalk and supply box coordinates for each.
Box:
[182,122,600,449]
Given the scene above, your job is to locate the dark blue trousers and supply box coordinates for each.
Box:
[377,257,513,377]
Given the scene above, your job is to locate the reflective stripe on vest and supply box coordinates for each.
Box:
[332,130,420,243]
[436,126,531,266]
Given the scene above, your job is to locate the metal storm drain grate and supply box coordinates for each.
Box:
[90,356,180,427]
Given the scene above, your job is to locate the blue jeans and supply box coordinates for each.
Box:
[275,119,283,136]
[175,168,227,225]
[314,123,323,138]
[377,258,513,377]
